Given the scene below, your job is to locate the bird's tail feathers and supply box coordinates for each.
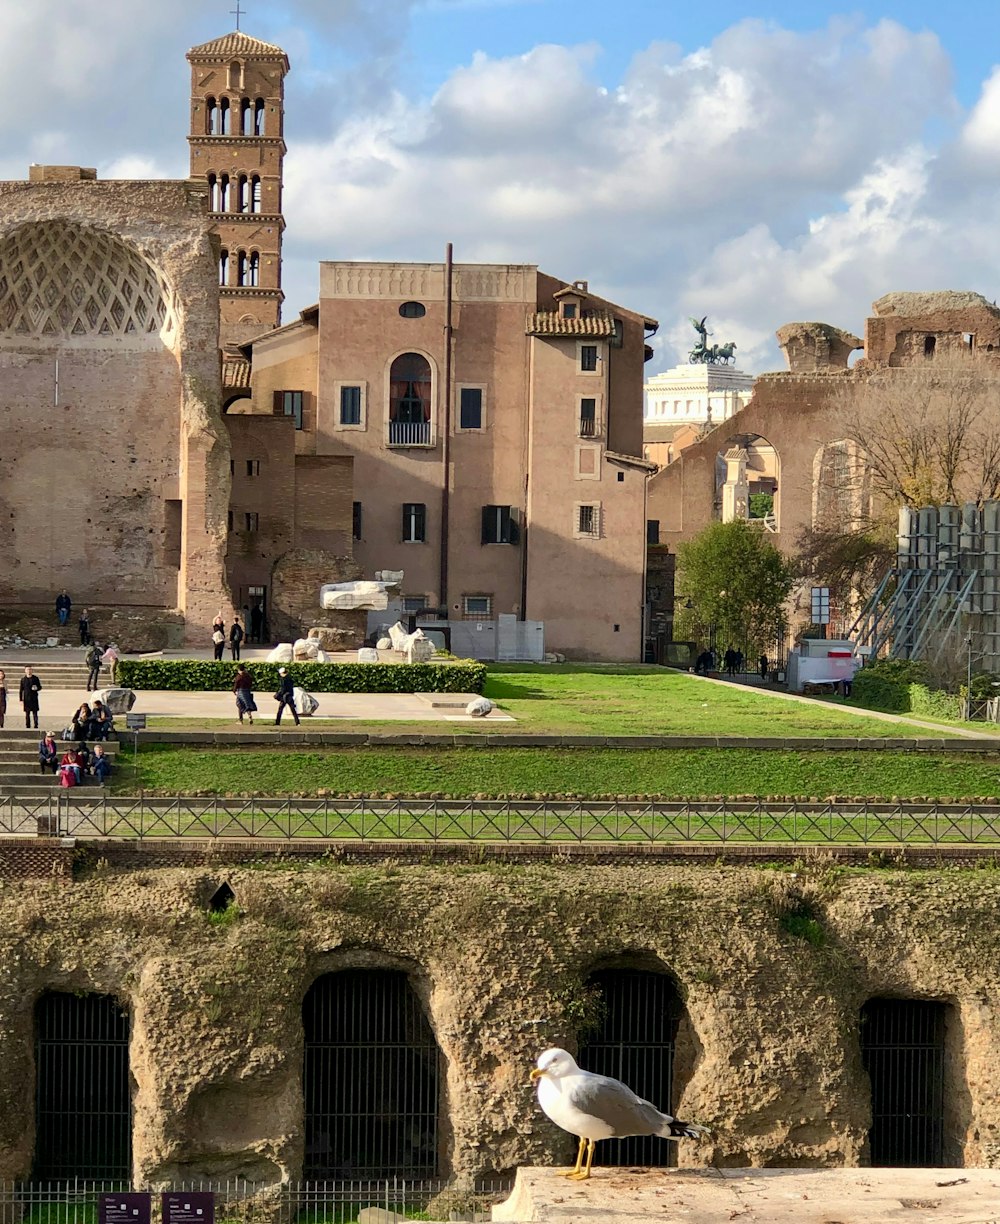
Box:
[661,1117,711,1141]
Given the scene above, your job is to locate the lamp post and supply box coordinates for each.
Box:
[966,634,974,720]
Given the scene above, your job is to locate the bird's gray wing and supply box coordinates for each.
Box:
[567,1074,666,1138]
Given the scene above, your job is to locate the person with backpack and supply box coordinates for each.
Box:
[85,641,102,691]
[229,616,245,661]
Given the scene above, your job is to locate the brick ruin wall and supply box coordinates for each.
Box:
[1,857,999,1183]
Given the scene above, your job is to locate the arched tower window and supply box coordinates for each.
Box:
[219,249,229,286]
[219,97,231,136]
[251,175,262,213]
[228,60,242,91]
[218,173,230,212]
[578,968,684,1169]
[206,97,218,135]
[240,98,253,136]
[33,992,131,1179]
[248,251,260,288]
[254,98,266,135]
[207,172,220,212]
[236,251,248,287]
[303,969,440,1177]
[237,175,250,213]
[389,353,432,445]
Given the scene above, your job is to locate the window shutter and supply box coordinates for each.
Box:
[508,508,520,545]
[481,505,492,545]
[402,504,409,542]
[272,390,283,416]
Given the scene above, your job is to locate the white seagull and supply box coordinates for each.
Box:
[530,1047,709,1180]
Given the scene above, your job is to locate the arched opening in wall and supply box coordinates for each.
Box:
[251,175,262,214]
[236,250,248,287]
[714,433,779,530]
[302,969,440,1178]
[389,352,432,446]
[206,97,218,135]
[218,173,230,212]
[812,439,871,531]
[860,998,950,1167]
[577,968,684,1168]
[248,251,260,288]
[219,97,231,136]
[228,60,242,91]
[254,98,265,135]
[237,175,249,213]
[219,249,229,286]
[33,991,131,1179]
[240,97,253,136]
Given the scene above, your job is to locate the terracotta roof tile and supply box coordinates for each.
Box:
[526,311,616,337]
[222,356,251,388]
[188,31,288,61]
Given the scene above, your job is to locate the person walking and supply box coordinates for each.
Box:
[758,654,768,680]
[78,609,91,645]
[249,602,262,644]
[229,617,245,661]
[55,590,72,626]
[273,667,300,726]
[19,666,42,729]
[85,641,102,691]
[233,663,256,724]
[0,669,6,729]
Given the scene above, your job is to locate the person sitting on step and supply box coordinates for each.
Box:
[71,703,92,744]
[59,747,83,786]
[89,700,114,741]
[38,732,59,775]
[91,744,112,784]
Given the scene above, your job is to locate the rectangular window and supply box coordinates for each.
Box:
[403,595,428,613]
[562,303,577,319]
[459,387,483,430]
[245,511,259,532]
[580,344,598,372]
[481,504,519,545]
[352,501,362,541]
[463,594,492,619]
[579,397,597,437]
[402,502,426,543]
[340,385,362,426]
[275,390,304,430]
[647,519,660,545]
[576,503,600,538]
[246,459,260,477]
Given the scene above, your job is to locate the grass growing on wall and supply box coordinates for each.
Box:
[117,745,1000,801]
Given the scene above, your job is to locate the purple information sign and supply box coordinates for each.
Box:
[162,1192,215,1224]
[99,1194,151,1224]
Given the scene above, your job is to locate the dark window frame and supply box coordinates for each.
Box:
[580,344,599,372]
[481,504,519,545]
[402,502,427,543]
[459,387,483,430]
[340,384,363,426]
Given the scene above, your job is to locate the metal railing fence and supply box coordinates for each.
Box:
[0,1178,510,1224]
[7,793,1000,846]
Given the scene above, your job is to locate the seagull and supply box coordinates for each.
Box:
[530,1047,709,1180]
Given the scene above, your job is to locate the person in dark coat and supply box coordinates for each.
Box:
[85,641,103,691]
[249,602,263,644]
[0,669,7,729]
[759,654,769,680]
[55,590,71,626]
[19,666,42,729]
[71,703,92,743]
[274,667,300,726]
[229,617,245,661]
[78,609,91,645]
[233,663,256,724]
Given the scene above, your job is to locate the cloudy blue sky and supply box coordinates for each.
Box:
[5,0,1000,369]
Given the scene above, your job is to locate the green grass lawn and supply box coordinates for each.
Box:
[118,744,1000,801]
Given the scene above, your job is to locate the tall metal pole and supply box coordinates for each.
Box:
[439,242,454,615]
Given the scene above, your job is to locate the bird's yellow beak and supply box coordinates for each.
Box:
[530,1068,543,1083]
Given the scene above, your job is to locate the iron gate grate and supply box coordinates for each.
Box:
[578,969,682,1167]
[303,970,440,1178]
[33,993,131,1180]
[861,998,947,1167]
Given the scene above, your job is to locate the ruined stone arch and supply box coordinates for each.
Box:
[0,220,178,345]
[715,432,780,529]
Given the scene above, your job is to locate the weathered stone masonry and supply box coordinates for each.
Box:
[1,861,999,1182]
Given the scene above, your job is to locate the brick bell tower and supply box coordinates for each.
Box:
[186,30,289,347]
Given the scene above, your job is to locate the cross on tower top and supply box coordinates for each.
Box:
[230,0,245,30]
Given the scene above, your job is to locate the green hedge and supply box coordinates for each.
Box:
[851,658,962,719]
[116,659,487,694]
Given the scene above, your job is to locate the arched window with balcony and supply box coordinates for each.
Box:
[206,97,218,135]
[389,353,433,446]
[248,251,260,287]
[254,97,266,135]
[251,175,262,213]
[219,249,229,286]
[219,97,231,136]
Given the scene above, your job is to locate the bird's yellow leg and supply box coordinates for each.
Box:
[561,1136,587,1178]
[565,1138,596,1180]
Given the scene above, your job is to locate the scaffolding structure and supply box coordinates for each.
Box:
[850,502,1000,668]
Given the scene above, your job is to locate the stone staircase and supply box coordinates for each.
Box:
[0,657,114,692]
[0,730,119,797]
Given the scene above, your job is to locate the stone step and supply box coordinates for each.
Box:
[0,744,119,757]
[0,772,109,786]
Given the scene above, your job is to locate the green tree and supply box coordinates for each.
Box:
[675,520,793,649]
